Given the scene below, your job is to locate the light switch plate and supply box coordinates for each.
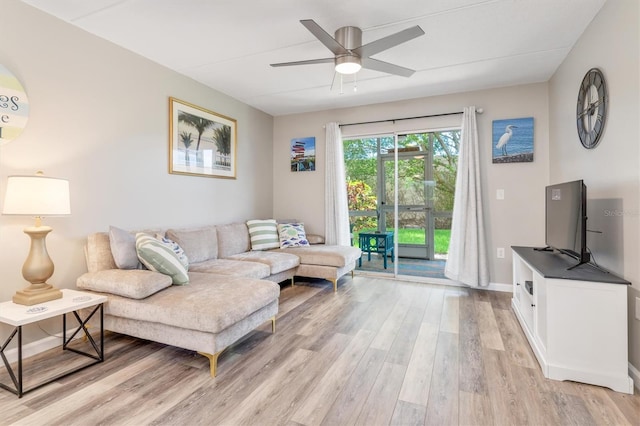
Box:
[497,247,505,258]
[636,297,640,320]
[497,189,504,200]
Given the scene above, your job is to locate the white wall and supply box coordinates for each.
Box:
[273,83,550,285]
[549,0,640,371]
[0,1,274,340]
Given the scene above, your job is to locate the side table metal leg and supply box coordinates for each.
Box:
[100,303,104,361]
[17,326,22,397]
[0,327,24,397]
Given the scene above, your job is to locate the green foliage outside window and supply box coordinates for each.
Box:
[344,132,459,230]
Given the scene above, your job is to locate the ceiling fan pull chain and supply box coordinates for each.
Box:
[340,73,344,95]
[354,73,358,92]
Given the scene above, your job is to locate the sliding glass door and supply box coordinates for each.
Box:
[344,129,459,273]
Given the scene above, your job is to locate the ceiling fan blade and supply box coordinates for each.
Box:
[362,57,416,77]
[355,26,425,57]
[300,19,347,55]
[271,58,334,67]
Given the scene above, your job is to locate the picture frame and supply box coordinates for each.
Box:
[492,117,534,163]
[169,97,237,178]
[290,137,316,172]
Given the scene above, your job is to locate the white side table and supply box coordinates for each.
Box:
[0,289,108,398]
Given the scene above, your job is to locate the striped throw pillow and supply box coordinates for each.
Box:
[135,233,189,285]
[247,219,280,251]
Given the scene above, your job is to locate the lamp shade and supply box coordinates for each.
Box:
[3,174,71,216]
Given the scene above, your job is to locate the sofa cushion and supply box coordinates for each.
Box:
[109,226,140,270]
[227,251,300,274]
[102,272,280,334]
[166,226,218,263]
[247,219,280,251]
[86,232,118,273]
[277,223,310,248]
[280,245,362,268]
[216,223,251,258]
[77,269,172,299]
[136,233,189,285]
[189,258,270,279]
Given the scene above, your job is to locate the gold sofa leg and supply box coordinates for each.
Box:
[198,317,275,378]
[198,351,222,378]
[331,279,337,292]
[291,277,295,287]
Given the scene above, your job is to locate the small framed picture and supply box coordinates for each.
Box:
[492,117,534,163]
[290,137,316,172]
[169,97,237,178]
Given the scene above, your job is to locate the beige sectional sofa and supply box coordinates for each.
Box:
[76,221,361,376]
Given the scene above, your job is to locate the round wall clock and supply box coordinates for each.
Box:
[0,64,29,145]
[576,68,607,149]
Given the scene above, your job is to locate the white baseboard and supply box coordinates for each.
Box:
[487,282,513,292]
[629,362,639,392]
[2,329,84,364]
[354,271,513,293]
[3,335,61,364]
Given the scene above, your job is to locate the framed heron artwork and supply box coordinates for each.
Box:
[492,117,534,163]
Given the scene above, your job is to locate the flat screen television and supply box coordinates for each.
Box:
[545,180,590,266]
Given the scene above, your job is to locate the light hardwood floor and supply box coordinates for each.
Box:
[1,276,639,425]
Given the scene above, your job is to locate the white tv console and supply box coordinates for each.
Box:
[511,246,633,394]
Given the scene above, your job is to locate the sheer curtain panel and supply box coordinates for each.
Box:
[324,122,351,246]
[444,106,490,287]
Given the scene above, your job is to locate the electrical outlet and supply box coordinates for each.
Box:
[497,247,505,258]
[636,297,640,320]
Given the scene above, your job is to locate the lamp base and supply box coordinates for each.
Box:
[13,284,62,306]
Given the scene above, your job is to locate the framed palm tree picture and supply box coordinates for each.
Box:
[169,97,237,178]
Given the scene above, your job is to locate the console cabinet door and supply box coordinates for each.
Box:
[533,270,547,352]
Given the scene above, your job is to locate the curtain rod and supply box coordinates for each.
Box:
[338,108,483,128]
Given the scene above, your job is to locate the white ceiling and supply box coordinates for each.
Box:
[22,0,606,116]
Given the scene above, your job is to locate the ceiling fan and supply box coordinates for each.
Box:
[271,20,425,77]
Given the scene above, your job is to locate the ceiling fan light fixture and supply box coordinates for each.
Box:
[335,55,361,75]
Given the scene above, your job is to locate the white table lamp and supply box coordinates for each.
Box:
[2,172,71,305]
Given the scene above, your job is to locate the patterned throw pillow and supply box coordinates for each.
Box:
[247,219,280,251]
[277,223,310,249]
[135,233,189,285]
[156,234,189,269]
